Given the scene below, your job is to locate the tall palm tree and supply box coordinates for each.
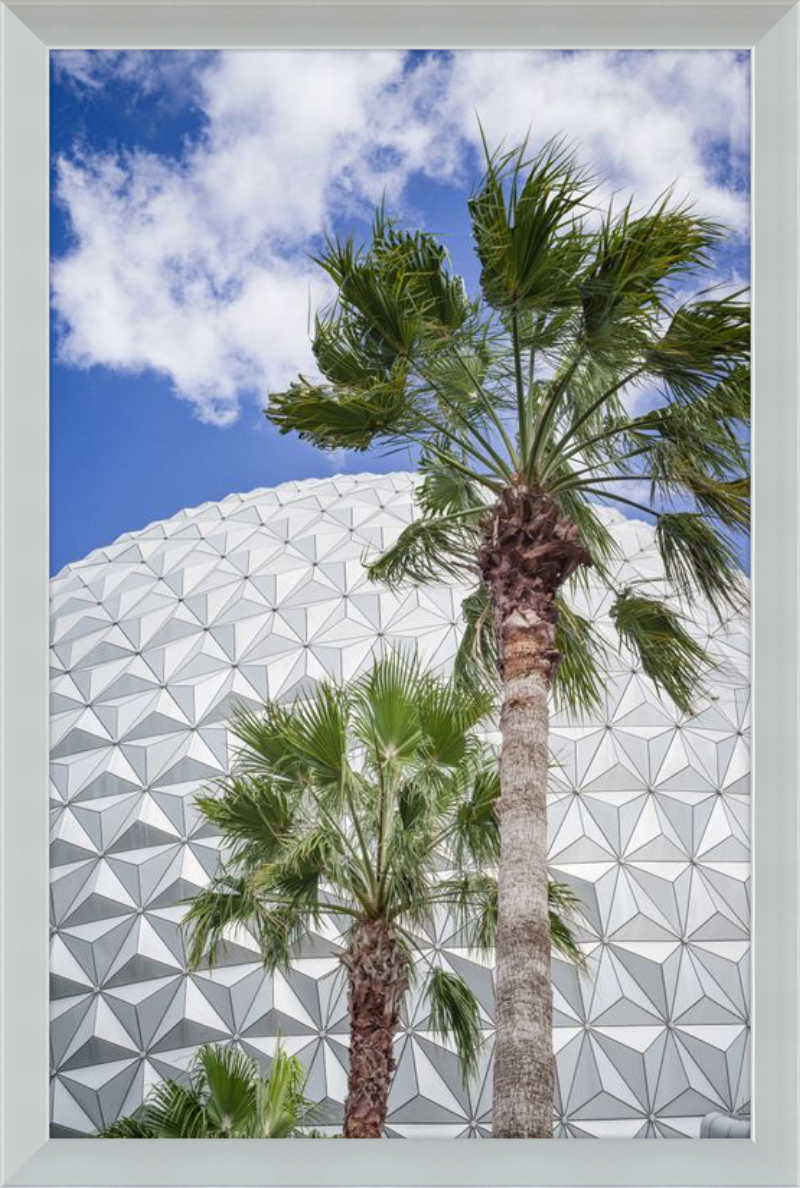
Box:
[182,656,584,1138]
[100,1043,312,1138]
[266,140,750,1136]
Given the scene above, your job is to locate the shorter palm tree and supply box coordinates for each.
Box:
[183,656,583,1138]
[99,1044,311,1138]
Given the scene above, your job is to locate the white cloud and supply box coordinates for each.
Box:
[52,50,750,426]
[441,50,750,228]
[52,49,210,96]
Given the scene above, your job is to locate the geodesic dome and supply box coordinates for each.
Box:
[49,472,750,1138]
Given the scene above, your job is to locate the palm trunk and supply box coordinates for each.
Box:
[493,652,554,1137]
[478,488,591,1139]
[341,918,408,1138]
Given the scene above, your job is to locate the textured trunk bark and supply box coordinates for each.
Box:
[341,918,408,1139]
[477,487,591,1138]
[493,659,554,1137]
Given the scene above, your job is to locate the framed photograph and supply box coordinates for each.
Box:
[1,1,797,1186]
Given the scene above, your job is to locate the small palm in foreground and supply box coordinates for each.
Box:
[100,1044,311,1138]
[267,139,749,1135]
[183,656,583,1138]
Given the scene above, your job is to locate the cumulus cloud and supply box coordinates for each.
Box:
[51,49,750,426]
[52,49,211,96]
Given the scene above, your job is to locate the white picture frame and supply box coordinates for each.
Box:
[0,1,797,1184]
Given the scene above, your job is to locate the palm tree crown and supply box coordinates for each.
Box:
[268,138,749,711]
[183,655,583,1137]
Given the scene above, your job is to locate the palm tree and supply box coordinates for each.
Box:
[265,139,750,1136]
[182,655,584,1138]
[100,1043,312,1138]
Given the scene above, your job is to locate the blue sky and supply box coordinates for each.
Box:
[50,49,750,575]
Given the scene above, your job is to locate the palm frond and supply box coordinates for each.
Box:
[548,880,587,968]
[352,652,424,767]
[248,1049,312,1139]
[142,1078,208,1139]
[230,699,302,780]
[610,588,710,714]
[199,1045,259,1136]
[426,967,483,1084]
[182,876,306,972]
[279,682,350,787]
[414,672,493,769]
[453,584,499,694]
[268,375,416,452]
[656,512,747,616]
[194,776,292,865]
[646,293,750,403]
[686,474,750,532]
[469,136,595,313]
[366,512,479,588]
[416,446,486,516]
[452,765,501,868]
[98,1116,154,1138]
[553,489,620,581]
[432,872,498,953]
[182,874,262,969]
[581,195,723,359]
[704,362,750,423]
[552,596,607,715]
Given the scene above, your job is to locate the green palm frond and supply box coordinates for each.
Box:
[453,584,498,694]
[194,776,291,865]
[426,967,483,1084]
[552,488,620,579]
[552,596,607,715]
[548,880,587,967]
[623,389,748,508]
[361,213,473,337]
[581,195,723,358]
[686,474,750,532]
[99,1116,153,1138]
[182,873,263,969]
[140,1078,208,1139]
[352,652,425,767]
[230,699,301,779]
[432,872,498,952]
[452,764,501,868]
[414,672,493,768]
[199,1045,259,1136]
[248,1049,312,1139]
[610,588,709,714]
[469,136,595,313]
[278,682,350,787]
[366,511,480,588]
[704,362,750,423]
[182,876,307,972]
[656,512,747,616]
[646,293,750,403]
[268,373,417,452]
[416,446,487,516]
[312,310,393,389]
